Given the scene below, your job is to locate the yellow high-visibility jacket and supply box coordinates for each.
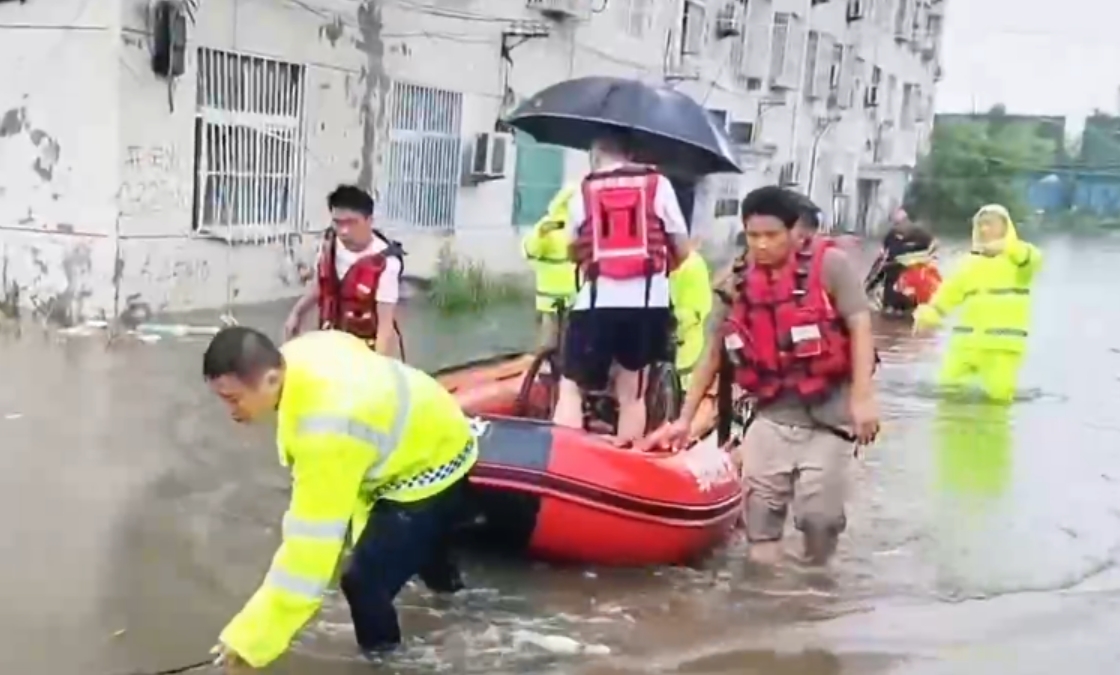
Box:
[914,204,1042,354]
[522,184,578,313]
[219,330,475,667]
[669,250,712,375]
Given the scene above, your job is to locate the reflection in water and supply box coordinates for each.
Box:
[6,236,1120,675]
[929,398,1014,599]
[934,399,1013,502]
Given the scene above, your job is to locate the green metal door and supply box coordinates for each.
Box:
[512,131,565,226]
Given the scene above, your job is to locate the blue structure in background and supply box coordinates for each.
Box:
[1020,169,1120,217]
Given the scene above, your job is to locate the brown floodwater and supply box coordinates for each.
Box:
[4,233,1120,675]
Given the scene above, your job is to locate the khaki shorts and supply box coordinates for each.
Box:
[736,416,854,542]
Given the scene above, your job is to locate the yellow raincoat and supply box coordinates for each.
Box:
[522,184,578,313]
[669,250,712,385]
[219,331,475,668]
[913,205,1042,402]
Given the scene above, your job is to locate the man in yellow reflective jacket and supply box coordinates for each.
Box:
[203,327,476,671]
[669,248,712,387]
[522,184,578,349]
[913,204,1042,402]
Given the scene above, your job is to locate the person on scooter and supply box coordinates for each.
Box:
[874,208,937,313]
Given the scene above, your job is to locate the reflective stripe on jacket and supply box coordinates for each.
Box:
[219,330,475,668]
[915,206,1042,354]
[522,184,578,313]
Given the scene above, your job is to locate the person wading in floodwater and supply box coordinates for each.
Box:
[643,186,879,566]
[203,327,475,672]
[284,185,404,356]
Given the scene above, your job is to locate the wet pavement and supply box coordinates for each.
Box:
[5,233,1120,675]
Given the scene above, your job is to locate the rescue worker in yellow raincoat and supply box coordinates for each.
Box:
[913,204,1042,402]
[203,327,476,671]
[669,248,712,387]
[522,184,578,349]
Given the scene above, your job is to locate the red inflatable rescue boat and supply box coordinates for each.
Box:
[436,353,742,567]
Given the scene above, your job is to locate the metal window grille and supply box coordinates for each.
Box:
[728,1,749,83]
[380,82,464,231]
[803,30,819,96]
[621,0,652,37]
[768,13,789,83]
[681,0,707,55]
[192,47,307,242]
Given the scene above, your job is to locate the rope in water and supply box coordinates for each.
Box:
[116,658,213,675]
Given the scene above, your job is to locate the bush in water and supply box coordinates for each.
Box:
[427,242,531,314]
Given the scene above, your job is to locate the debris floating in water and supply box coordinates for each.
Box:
[511,629,611,656]
[54,320,225,342]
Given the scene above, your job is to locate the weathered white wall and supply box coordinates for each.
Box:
[113,0,373,315]
[0,0,121,323]
[0,0,944,319]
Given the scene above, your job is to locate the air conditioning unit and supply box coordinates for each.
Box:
[525,0,586,19]
[714,1,744,39]
[846,0,866,21]
[468,132,511,181]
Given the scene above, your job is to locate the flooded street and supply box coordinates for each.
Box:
[5,234,1120,675]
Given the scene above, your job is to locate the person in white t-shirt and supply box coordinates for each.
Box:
[552,132,692,442]
[284,185,403,356]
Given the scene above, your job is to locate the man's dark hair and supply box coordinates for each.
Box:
[793,193,822,231]
[739,186,802,229]
[202,326,283,381]
[327,184,374,217]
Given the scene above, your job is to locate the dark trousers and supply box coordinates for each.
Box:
[339,478,466,652]
[881,264,916,312]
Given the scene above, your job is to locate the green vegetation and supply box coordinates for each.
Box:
[426,242,531,314]
[907,108,1055,233]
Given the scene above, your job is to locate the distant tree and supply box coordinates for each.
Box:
[906,121,1054,231]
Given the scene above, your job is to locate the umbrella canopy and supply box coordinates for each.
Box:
[505,76,741,176]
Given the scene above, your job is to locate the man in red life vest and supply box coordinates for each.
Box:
[551,131,692,442]
[644,186,879,566]
[284,185,404,356]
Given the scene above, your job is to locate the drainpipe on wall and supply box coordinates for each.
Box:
[806,114,840,200]
[786,0,813,180]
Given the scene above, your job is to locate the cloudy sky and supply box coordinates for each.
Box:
[937,0,1119,126]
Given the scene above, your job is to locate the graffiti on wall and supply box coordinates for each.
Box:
[118,143,192,216]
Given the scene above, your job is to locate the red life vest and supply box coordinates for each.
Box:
[572,167,679,286]
[721,237,852,404]
[316,229,403,343]
[896,262,942,304]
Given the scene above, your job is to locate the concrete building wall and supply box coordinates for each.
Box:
[0,0,122,323]
[0,0,945,321]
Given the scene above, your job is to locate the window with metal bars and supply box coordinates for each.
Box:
[380,81,463,231]
[618,0,653,37]
[191,48,307,241]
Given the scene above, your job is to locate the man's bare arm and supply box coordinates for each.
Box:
[374,302,398,357]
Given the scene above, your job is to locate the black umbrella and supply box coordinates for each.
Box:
[505,76,741,176]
